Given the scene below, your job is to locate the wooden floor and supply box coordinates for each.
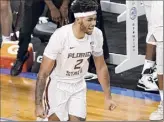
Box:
[0,74,160,121]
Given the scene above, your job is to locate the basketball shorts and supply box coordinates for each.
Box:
[144,2,154,44]
[147,27,163,45]
[43,78,87,121]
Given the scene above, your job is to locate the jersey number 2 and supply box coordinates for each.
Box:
[74,59,83,69]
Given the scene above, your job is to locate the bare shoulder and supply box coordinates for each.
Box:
[51,24,72,37]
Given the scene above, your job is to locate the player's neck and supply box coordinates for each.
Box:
[72,23,85,39]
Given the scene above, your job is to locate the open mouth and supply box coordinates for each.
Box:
[88,28,94,31]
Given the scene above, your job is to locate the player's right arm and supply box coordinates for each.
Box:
[35,29,63,118]
[35,56,56,118]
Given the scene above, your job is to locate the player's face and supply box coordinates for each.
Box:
[80,14,97,35]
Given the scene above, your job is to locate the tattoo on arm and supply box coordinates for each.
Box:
[35,75,48,106]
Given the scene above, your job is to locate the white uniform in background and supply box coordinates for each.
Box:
[149,1,163,75]
[137,1,159,91]
[150,1,163,42]
[149,1,163,121]
[143,1,153,44]
[43,24,103,121]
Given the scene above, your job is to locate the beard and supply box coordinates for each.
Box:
[80,23,93,35]
[80,23,87,33]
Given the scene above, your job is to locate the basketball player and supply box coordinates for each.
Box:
[35,0,116,121]
[0,0,12,44]
[137,1,158,91]
[148,1,163,120]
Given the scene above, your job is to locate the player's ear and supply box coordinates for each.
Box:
[76,18,82,25]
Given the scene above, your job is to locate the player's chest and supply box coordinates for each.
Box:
[61,39,92,60]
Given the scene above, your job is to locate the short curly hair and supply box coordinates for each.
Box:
[71,0,98,13]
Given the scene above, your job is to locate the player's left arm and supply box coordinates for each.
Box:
[92,28,116,110]
[93,55,111,99]
[92,28,111,99]
[93,55,117,111]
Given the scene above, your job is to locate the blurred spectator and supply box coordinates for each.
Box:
[148,1,163,120]
[137,1,158,91]
[0,0,13,45]
[10,0,70,76]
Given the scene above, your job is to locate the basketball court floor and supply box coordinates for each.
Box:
[0,68,160,121]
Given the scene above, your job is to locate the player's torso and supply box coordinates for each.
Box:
[51,31,93,82]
